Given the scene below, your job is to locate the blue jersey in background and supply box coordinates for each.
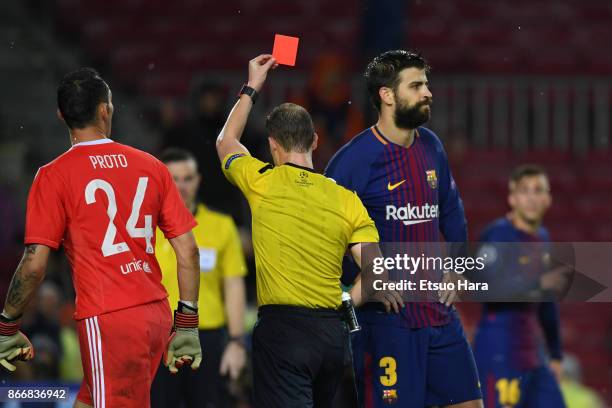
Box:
[474,217,565,408]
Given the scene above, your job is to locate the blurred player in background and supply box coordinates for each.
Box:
[216,55,399,408]
[0,68,202,408]
[474,165,566,408]
[152,147,247,408]
[326,50,483,408]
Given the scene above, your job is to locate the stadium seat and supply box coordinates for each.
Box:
[470,48,519,74]
[408,19,449,47]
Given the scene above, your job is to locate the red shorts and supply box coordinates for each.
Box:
[76,299,172,407]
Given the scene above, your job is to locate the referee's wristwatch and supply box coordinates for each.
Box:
[238,83,258,104]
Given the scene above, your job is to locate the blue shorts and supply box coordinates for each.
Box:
[474,348,565,407]
[352,310,482,408]
[478,365,565,408]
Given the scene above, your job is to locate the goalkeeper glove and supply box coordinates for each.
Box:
[0,314,34,372]
[164,302,202,374]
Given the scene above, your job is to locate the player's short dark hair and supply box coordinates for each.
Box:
[265,103,315,152]
[510,164,548,184]
[57,68,110,129]
[159,147,197,165]
[365,50,431,111]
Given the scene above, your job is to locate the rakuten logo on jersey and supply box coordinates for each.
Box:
[386,203,439,225]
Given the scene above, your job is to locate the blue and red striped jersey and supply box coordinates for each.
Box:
[477,217,562,370]
[325,125,467,328]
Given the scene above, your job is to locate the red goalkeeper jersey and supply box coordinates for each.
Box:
[24,138,196,320]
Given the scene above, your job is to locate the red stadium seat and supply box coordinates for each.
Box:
[545,198,573,222]
[589,223,612,241]
[453,0,494,21]
[460,24,516,48]
[254,0,308,17]
[470,48,519,74]
[319,0,360,18]
[576,3,612,23]
[462,150,514,165]
[410,1,442,19]
[523,48,578,75]
[580,150,612,166]
[520,150,573,166]
[408,19,449,48]
[548,221,591,242]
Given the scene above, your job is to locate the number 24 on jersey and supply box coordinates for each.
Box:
[85,177,154,257]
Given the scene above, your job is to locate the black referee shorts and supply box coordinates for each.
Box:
[252,305,353,408]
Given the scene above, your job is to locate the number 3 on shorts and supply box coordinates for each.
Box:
[379,356,397,387]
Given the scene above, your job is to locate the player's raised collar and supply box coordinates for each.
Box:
[371,126,388,145]
[372,125,420,148]
[71,138,114,148]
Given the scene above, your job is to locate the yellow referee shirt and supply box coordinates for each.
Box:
[156,204,247,329]
[222,152,378,309]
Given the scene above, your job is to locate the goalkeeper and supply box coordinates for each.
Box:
[0,67,202,408]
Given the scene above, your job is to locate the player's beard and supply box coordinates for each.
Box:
[393,96,432,130]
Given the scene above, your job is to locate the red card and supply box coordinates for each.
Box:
[272,34,299,66]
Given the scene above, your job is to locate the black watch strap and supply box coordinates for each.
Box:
[238,84,258,104]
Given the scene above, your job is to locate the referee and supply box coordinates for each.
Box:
[216,55,392,408]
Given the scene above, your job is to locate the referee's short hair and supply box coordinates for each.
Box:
[265,103,315,153]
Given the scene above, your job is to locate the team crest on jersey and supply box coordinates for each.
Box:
[382,389,397,404]
[426,169,437,189]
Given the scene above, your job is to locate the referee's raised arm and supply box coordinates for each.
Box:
[215,54,277,161]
